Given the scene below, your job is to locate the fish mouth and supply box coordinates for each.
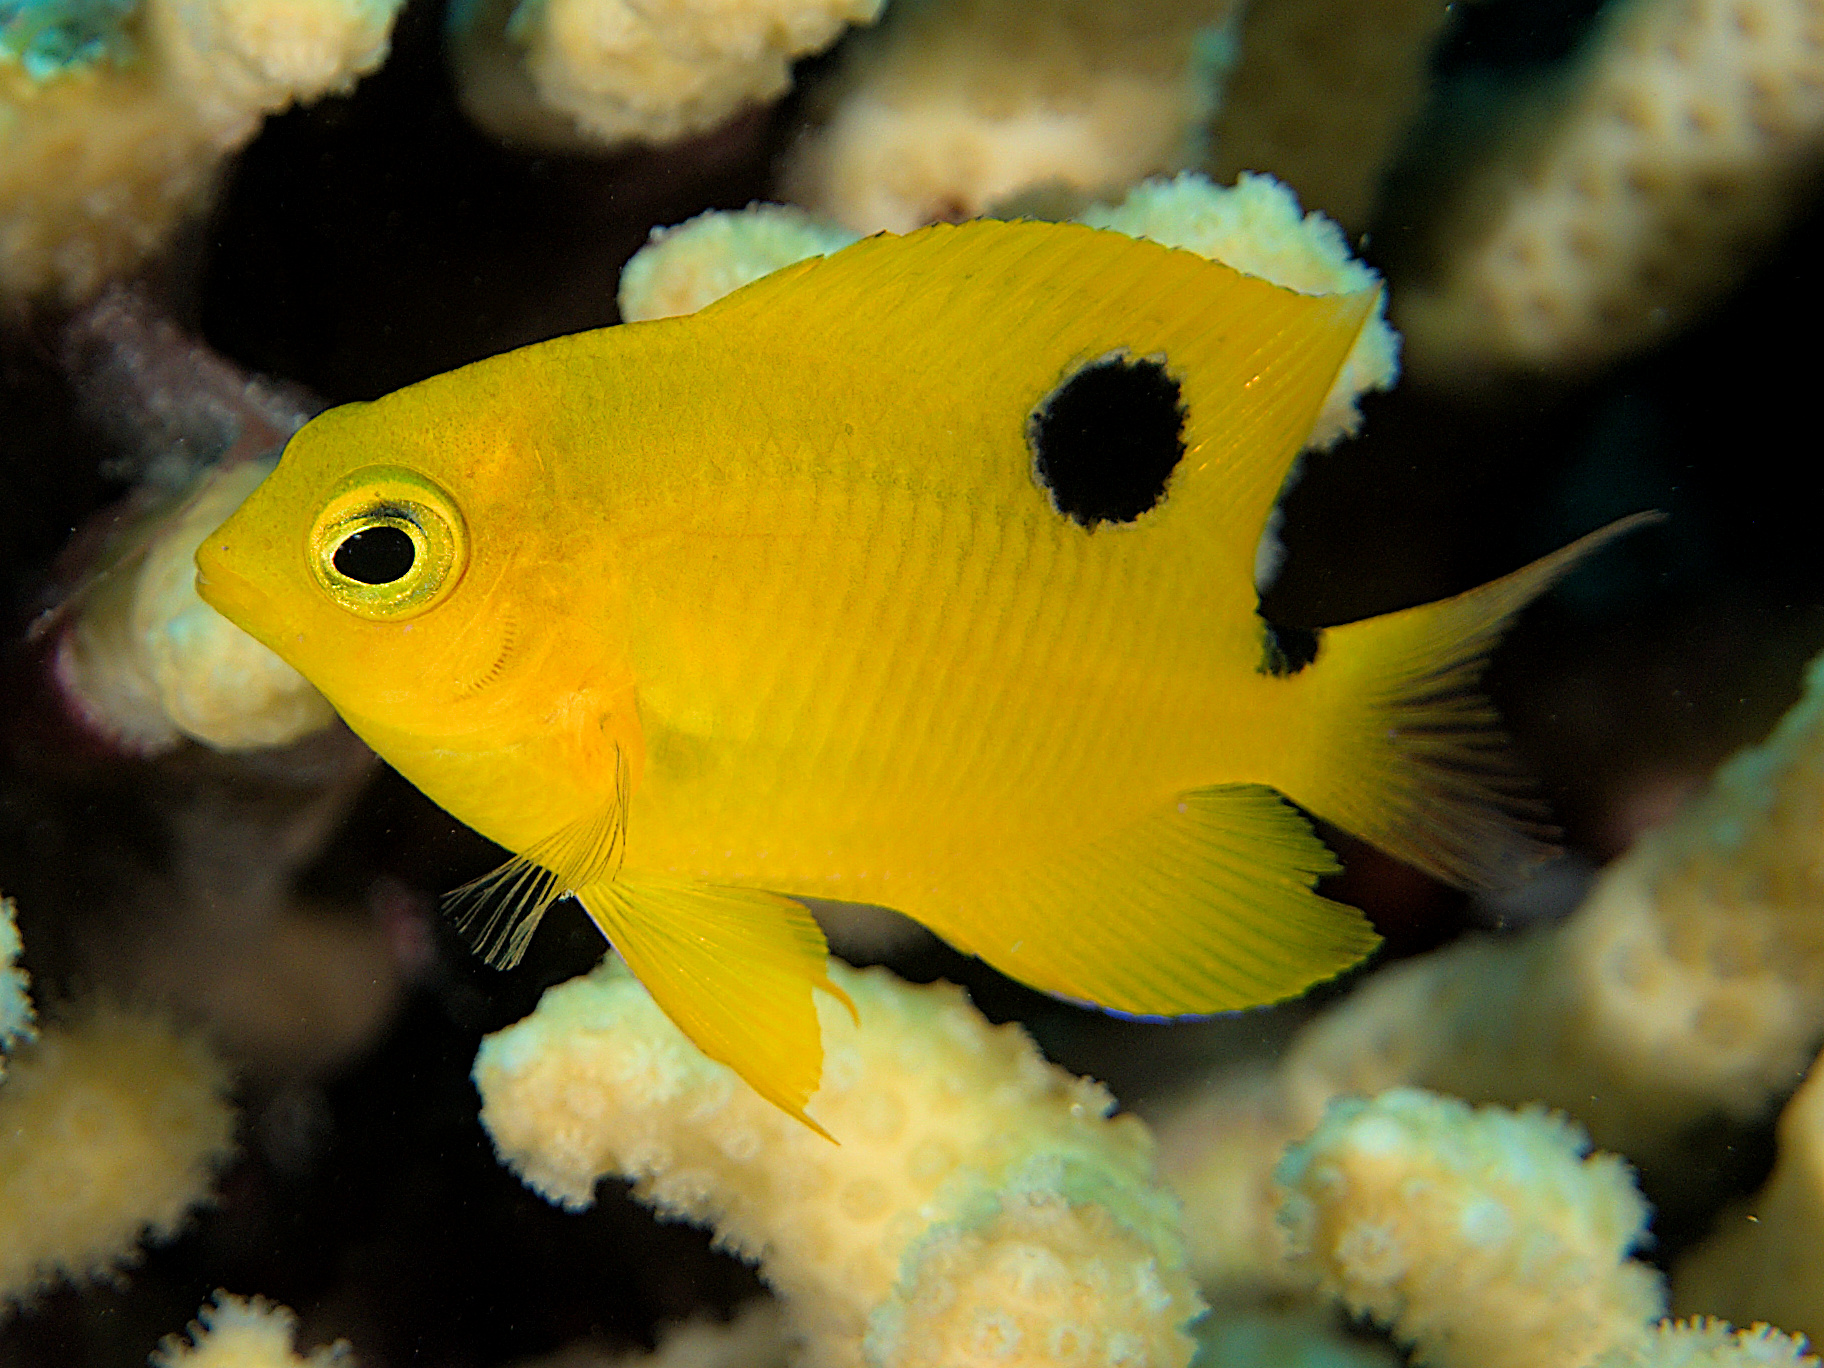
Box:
[193,535,269,639]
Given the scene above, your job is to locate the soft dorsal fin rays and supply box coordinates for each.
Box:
[926,783,1380,1018]
[574,875,852,1139]
[446,745,631,969]
[695,220,1379,607]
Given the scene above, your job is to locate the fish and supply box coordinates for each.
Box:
[195,219,1645,1132]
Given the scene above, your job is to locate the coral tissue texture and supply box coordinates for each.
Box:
[447,0,886,148]
[1,0,401,301]
[56,455,335,753]
[0,1002,236,1309]
[1397,0,1824,377]
[473,957,1203,1368]
[1675,1050,1824,1347]
[152,1293,352,1367]
[1276,1088,1665,1368]
[781,0,1237,234]
[0,897,32,1072]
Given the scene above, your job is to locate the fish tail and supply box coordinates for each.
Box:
[1273,512,1658,888]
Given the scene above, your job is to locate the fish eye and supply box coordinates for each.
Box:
[333,524,417,584]
[308,466,467,621]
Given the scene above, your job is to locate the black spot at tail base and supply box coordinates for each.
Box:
[1028,354,1186,528]
[1260,620,1323,676]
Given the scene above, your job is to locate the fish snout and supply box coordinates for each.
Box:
[193,531,263,629]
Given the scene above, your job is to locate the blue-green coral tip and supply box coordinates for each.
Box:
[0,0,139,78]
[1,895,35,1052]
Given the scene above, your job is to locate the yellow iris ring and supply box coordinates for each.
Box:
[308,466,467,620]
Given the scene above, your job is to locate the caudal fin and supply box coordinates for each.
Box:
[1278,512,1659,889]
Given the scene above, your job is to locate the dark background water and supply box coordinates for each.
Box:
[2,0,1822,1359]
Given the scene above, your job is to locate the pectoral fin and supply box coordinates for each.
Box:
[573,875,850,1137]
[446,748,631,970]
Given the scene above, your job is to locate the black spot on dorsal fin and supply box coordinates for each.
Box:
[1260,619,1323,676]
[1028,353,1186,528]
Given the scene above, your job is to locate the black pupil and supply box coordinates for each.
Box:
[333,525,416,585]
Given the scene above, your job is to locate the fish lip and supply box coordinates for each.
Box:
[193,538,264,631]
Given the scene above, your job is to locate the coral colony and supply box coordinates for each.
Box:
[5,0,1824,1363]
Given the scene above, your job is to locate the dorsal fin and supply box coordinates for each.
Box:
[696,219,1377,600]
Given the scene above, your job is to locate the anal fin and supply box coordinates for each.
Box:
[575,875,850,1138]
[947,784,1380,1018]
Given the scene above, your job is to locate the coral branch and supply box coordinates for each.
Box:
[153,1293,352,1367]
[779,0,1237,235]
[1,0,402,301]
[1397,0,1824,378]
[0,1000,236,1311]
[447,0,884,149]
[1277,1088,1664,1368]
[474,958,1203,1368]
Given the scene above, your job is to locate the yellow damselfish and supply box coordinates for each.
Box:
[196,220,1641,1132]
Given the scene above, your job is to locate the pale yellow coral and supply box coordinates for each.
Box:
[1592,1318,1820,1368]
[0,895,33,1076]
[473,958,1202,1368]
[780,0,1238,235]
[617,204,860,322]
[1158,647,1824,1295]
[448,0,883,149]
[1190,1301,1402,1368]
[152,1292,353,1366]
[0,1001,236,1308]
[571,1301,790,1367]
[1276,1089,1666,1368]
[1396,0,1824,378]
[1203,0,1455,232]
[866,1195,1191,1368]
[1,0,399,301]
[1674,1050,1824,1345]
[55,454,335,753]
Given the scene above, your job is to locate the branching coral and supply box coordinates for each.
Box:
[779,0,1238,235]
[473,957,1203,1368]
[0,896,33,1071]
[1395,0,1824,379]
[1275,1091,1818,1368]
[1276,1088,1665,1368]
[1673,1050,1824,1345]
[53,454,337,752]
[1,0,401,302]
[0,998,237,1310]
[43,291,334,753]
[1189,1302,1401,1368]
[617,203,860,322]
[1158,645,1824,1295]
[446,0,884,149]
[1201,0,1456,233]
[1594,1319,1820,1368]
[152,1293,352,1366]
